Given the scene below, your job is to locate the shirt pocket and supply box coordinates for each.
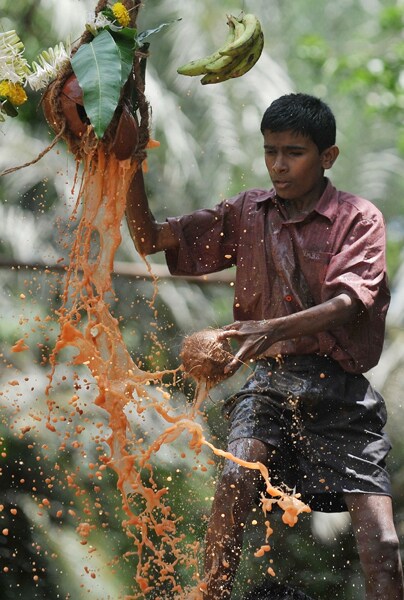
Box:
[300,250,333,301]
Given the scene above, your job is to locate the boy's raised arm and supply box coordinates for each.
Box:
[125,169,178,256]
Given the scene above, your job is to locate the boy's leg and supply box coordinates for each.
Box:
[344,493,404,600]
[203,437,270,600]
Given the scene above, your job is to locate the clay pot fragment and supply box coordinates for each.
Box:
[59,74,89,138]
[42,79,62,134]
[111,102,139,160]
[43,73,139,159]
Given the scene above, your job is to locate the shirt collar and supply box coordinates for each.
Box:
[251,178,338,223]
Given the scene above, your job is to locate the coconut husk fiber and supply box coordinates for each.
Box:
[180,328,234,386]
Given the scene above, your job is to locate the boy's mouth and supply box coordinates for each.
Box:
[273,180,290,190]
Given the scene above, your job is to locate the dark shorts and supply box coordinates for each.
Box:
[222,354,392,512]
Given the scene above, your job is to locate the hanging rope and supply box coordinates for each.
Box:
[0,124,66,178]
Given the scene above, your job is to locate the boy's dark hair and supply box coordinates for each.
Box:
[260,93,336,153]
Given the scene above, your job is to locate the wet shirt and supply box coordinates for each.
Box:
[165,179,390,374]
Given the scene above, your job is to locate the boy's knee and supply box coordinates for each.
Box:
[377,535,401,567]
[211,467,262,521]
[220,463,261,495]
[359,534,401,572]
[217,470,247,503]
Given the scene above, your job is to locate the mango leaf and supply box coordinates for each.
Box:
[71,29,122,139]
[111,31,138,87]
[136,18,181,45]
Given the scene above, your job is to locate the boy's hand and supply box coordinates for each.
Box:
[217,294,360,376]
[218,320,273,375]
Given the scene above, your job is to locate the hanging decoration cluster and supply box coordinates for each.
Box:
[0,1,177,138]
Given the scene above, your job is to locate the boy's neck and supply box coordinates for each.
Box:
[276,177,327,219]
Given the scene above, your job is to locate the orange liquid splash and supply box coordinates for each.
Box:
[43,145,207,597]
[38,141,311,598]
[11,338,30,352]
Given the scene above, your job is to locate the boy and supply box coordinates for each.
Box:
[126,93,403,599]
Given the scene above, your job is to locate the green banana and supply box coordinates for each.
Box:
[203,55,232,74]
[225,14,246,46]
[177,13,264,84]
[177,18,236,76]
[232,16,246,39]
[201,56,244,84]
[225,30,264,79]
[201,30,264,85]
[204,15,246,73]
[214,14,245,57]
[200,69,238,86]
[177,56,217,76]
[204,35,256,77]
[204,50,238,73]
[219,13,262,57]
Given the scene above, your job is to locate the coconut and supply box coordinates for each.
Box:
[180,328,233,385]
[42,74,139,160]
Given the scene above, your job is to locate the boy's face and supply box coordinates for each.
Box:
[263,129,338,206]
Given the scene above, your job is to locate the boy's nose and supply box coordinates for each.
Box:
[272,157,287,173]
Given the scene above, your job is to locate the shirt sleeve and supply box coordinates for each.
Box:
[321,211,388,310]
[318,209,390,373]
[164,194,244,276]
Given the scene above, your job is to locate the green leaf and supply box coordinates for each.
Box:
[111,31,137,87]
[0,99,18,118]
[71,29,122,138]
[101,7,116,21]
[136,18,181,45]
[111,26,137,41]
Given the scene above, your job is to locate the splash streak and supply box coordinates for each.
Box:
[42,141,311,597]
[46,145,199,597]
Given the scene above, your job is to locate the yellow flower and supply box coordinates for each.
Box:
[111,2,130,27]
[0,80,27,106]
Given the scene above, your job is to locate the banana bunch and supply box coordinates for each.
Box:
[177,13,264,85]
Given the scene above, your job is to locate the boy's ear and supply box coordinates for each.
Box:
[321,145,339,169]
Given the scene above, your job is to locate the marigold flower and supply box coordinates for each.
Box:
[0,80,27,106]
[111,2,130,28]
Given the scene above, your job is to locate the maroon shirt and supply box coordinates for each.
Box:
[166,179,390,373]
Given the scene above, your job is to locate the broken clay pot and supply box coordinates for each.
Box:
[43,74,139,159]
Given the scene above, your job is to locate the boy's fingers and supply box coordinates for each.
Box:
[223,350,246,374]
[217,329,239,340]
[224,359,240,375]
[220,321,242,331]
